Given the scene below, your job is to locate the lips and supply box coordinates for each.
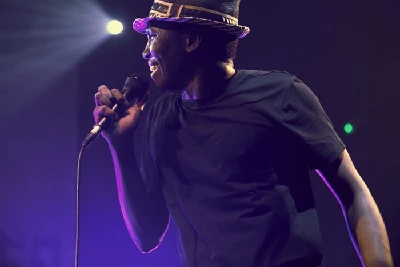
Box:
[148,59,159,73]
[148,59,160,81]
[149,64,158,72]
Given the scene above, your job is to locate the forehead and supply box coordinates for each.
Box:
[145,22,187,41]
[145,26,172,40]
[147,20,192,33]
[145,24,170,36]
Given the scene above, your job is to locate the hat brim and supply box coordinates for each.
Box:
[133,17,250,39]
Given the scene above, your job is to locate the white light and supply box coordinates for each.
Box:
[107,20,123,35]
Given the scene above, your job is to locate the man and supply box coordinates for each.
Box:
[93,0,393,266]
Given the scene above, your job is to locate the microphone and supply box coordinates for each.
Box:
[81,73,149,149]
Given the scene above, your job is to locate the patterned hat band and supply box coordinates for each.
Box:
[149,0,239,26]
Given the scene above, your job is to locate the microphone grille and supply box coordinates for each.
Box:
[123,73,149,100]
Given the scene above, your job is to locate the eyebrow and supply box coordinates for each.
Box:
[145,27,158,34]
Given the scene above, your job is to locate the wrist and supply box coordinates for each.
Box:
[365,257,394,267]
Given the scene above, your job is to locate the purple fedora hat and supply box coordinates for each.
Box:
[133,0,250,38]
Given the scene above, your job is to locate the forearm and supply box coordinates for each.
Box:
[343,187,393,267]
[109,140,170,252]
[318,150,393,266]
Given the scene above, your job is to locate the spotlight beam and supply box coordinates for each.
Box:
[0,0,114,123]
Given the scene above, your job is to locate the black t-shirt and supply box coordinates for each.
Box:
[140,70,345,267]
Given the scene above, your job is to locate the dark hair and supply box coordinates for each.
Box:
[149,20,238,62]
[195,25,239,62]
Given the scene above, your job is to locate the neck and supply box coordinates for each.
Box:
[181,60,236,101]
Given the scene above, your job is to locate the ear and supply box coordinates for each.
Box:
[184,31,202,53]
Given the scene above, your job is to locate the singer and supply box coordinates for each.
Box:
[92,1,393,266]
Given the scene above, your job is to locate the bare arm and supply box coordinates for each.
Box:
[93,85,169,253]
[318,149,393,266]
[110,139,170,253]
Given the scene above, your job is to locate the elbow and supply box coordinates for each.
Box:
[340,186,370,212]
[137,240,162,253]
[134,235,163,253]
[125,210,170,253]
[133,221,170,253]
[127,230,163,253]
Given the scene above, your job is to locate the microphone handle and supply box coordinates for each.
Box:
[81,101,119,149]
[81,74,147,149]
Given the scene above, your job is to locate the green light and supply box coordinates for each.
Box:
[344,123,354,134]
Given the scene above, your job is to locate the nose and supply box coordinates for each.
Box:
[142,44,151,60]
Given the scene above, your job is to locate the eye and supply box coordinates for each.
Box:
[145,29,158,41]
[149,34,157,41]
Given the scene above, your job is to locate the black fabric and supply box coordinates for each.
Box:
[134,0,250,39]
[139,70,345,267]
[155,0,241,18]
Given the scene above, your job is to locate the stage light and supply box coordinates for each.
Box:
[1,0,113,124]
[107,20,123,35]
[344,123,354,134]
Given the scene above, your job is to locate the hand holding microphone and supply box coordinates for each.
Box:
[82,74,151,148]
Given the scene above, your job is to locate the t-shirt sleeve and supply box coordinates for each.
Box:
[279,77,346,169]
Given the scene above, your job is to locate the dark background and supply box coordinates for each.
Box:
[0,0,399,266]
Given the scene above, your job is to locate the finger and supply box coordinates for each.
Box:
[93,105,118,124]
[98,85,113,99]
[111,88,130,110]
[94,92,112,107]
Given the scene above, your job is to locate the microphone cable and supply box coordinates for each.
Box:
[73,74,149,267]
[75,145,84,267]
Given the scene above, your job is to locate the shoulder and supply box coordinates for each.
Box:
[240,69,318,100]
[230,69,308,104]
[232,69,305,99]
[236,69,299,88]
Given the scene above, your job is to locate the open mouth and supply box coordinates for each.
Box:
[149,64,158,73]
[148,59,159,75]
